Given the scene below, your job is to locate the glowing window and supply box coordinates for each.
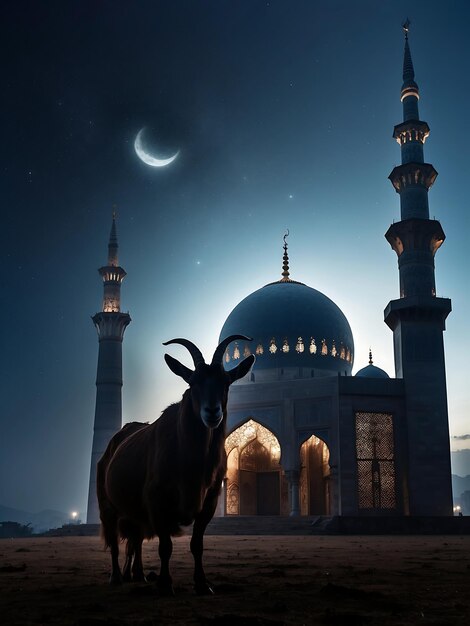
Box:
[296,337,304,353]
[225,419,281,463]
[331,341,337,357]
[233,344,240,360]
[282,339,289,353]
[225,351,230,364]
[269,338,277,354]
[256,344,264,356]
[225,420,282,516]
[321,339,328,356]
[243,345,251,358]
[309,338,317,354]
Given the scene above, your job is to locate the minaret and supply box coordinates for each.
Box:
[86,214,131,523]
[384,22,452,515]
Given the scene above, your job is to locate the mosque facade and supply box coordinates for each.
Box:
[87,26,453,523]
[217,25,453,519]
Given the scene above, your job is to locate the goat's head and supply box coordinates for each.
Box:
[163,336,255,429]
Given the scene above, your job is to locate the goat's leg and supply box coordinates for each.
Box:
[132,536,145,582]
[157,534,174,596]
[109,535,123,585]
[102,511,123,585]
[190,484,220,595]
[122,539,134,582]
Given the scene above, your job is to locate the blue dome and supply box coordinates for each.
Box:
[355,364,390,379]
[219,280,354,375]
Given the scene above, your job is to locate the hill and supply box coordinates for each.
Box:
[0,505,69,533]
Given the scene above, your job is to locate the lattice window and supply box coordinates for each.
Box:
[355,412,396,510]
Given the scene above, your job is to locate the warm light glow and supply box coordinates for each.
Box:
[71,511,78,519]
[400,89,419,102]
[296,337,304,353]
[221,335,352,362]
[225,419,281,462]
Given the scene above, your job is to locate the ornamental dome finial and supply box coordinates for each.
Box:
[369,348,373,365]
[402,17,410,39]
[281,229,290,282]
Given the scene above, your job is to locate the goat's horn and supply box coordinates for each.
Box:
[162,338,205,367]
[211,335,253,365]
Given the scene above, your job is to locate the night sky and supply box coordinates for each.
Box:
[2,1,469,518]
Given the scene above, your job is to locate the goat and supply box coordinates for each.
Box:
[97,335,255,595]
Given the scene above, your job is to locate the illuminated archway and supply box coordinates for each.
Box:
[299,434,330,515]
[225,420,287,515]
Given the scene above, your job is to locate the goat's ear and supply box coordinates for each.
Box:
[228,355,255,384]
[164,354,194,384]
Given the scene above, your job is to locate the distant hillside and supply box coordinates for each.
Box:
[452,474,470,499]
[0,505,69,533]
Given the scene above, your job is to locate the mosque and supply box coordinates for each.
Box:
[86,25,453,524]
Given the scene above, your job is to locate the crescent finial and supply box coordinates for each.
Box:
[402,17,410,39]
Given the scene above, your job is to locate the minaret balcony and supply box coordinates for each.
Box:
[389,162,437,193]
[384,296,451,332]
[385,219,445,257]
[393,120,430,145]
[99,265,127,283]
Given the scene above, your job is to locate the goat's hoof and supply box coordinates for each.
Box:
[132,572,147,583]
[109,572,123,586]
[157,577,175,597]
[194,581,215,595]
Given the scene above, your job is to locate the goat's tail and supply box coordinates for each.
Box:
[96,455,119,550]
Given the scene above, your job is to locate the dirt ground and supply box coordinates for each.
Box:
[0,534,469,625]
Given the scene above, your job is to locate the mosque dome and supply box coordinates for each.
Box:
[220,239,354,376]
[355,350,390,379]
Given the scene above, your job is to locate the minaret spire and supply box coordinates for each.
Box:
[99,213,127,313]
[384,23,452,516]
[107,210,119,266]
[386,23,443,295]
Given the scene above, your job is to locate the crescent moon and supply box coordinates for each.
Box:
[134,128,179,167]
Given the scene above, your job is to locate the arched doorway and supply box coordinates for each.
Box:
[225,420,288,515]
[299,435,330,515]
